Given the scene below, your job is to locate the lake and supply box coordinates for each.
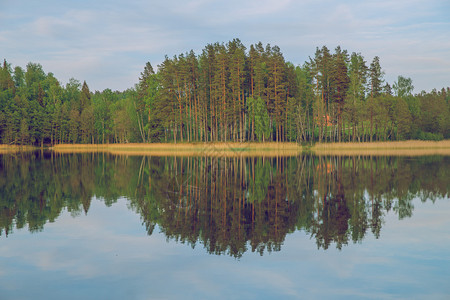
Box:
[0,152,449,299]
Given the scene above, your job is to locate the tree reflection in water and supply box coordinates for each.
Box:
[0,152,448,257]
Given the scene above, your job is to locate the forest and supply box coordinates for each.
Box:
[1,39,449,145]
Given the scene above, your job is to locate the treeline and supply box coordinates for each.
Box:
[1,39,449,144]
[0,60,138,145]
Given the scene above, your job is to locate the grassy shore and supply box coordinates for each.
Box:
[2,140,449,156]
[311,140,450,156]
[51,142,302,157]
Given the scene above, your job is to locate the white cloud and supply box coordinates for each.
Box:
[1,0,449,91]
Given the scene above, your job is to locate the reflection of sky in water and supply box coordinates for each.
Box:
[1,196,449,300]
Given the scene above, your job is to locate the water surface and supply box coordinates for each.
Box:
[0,152,449,299]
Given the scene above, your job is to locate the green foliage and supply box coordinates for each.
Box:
[395,97,412,140]
[0,42,449,145]
[19,118,29,145]
[369,56,384,98]
[416,131,444,141]
[393,75,414,98]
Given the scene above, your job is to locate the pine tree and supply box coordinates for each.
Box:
[80,81,91,112]
[345,52,367,142]
[227,39,246,141]
[368,56,384,141]
[0,60,15,92]
[266,45,286,142]
[248,42,267,140]
[157,56,178,142]
[212,43,229,141]
[135,62,153,142]
[369,56,384,98]
[331,47,350,142]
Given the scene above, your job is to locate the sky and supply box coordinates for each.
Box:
[1,0,449,93]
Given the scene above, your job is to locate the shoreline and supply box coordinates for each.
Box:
[311,140,450,156]
[50,142,302,157]
[1,140,449,156]
[0,145,37,154]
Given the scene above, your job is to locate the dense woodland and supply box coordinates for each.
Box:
[1,39,449,145]
[1,153,448,255]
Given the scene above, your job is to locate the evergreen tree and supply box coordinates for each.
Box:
[80,81,91,112]
[266,45,286,142]
[345,52,367,142]
[368,56,384,141]
[227,39,246,141]
[136,62,155,142]
[331,46,350,142]
[369,56,384,98]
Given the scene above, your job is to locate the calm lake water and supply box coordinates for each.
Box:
[0,152,449,299]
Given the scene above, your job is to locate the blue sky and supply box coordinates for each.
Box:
[1,0,449,92]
